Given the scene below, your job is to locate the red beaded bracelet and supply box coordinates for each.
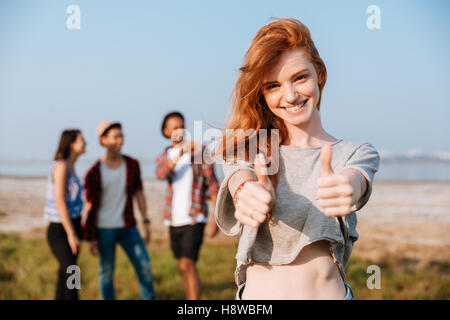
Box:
[233,179,257,208]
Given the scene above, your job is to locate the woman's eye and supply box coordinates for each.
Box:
[266,84,279,90]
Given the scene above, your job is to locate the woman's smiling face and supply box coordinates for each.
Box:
[262,47,321,127]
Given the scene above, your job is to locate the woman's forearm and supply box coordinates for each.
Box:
[53,163,76,237]
[209,194,217,209]
[340,168,368,206]
[156,151,181,179]
[55,199,76,237]
[227,169,257,197]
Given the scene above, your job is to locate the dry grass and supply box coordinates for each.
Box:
[0,232,448,300]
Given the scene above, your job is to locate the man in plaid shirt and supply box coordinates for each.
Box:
[156,111,219,300]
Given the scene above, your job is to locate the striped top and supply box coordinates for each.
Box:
[44,161,83,222]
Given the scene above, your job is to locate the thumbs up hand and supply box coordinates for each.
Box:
[233,153,276,228]
[317,144,355,217]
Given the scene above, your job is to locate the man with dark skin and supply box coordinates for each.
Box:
[156,112,219,300]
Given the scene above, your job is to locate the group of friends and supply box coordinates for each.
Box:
[44,112,217,300]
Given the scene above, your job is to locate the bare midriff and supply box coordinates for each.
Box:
[241,240,347,300]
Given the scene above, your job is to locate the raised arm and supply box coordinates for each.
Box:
[317,143,378,217]
[226,154,275,228]
[340,168,368,205]
[155,146,188,180]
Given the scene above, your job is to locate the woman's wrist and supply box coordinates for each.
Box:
[233,179,257,208]
[228,169,256,195]
[341,169,366,206]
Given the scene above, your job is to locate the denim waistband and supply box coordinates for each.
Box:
[235,281,354,300]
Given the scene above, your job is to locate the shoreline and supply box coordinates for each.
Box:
[1,174,450,184]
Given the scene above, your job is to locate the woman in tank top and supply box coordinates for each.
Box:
[44,129,86,300]
[213,18,380,300]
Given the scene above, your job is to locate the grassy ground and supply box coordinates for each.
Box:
[0,232,448,300]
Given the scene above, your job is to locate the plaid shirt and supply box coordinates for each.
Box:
[82,155,143,241]
[155,144,219,223]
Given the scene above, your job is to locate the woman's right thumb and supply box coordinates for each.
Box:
[255,153,270,187]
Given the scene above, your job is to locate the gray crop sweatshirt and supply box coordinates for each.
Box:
[213,139,381,287]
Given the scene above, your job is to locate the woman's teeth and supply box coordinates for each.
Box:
[284,99,307,112]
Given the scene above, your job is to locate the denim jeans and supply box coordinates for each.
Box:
[235,282,354,300]
[97,226,155,300]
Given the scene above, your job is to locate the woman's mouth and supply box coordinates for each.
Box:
[281,99,308,114]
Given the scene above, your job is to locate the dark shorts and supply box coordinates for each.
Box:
[169,223,205,262]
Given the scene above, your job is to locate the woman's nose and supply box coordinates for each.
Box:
[283,84,298,104]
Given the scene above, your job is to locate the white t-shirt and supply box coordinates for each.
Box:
[165,146,207,227]
[96,161,126,229]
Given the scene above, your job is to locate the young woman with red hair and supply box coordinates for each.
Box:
[213,18,380,300]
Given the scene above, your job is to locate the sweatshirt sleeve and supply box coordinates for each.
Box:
[135,159,143,191]
[344,142,380,211]
[155,150,174,180]
[214,160,255,236]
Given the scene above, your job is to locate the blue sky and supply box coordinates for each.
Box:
[1,0,449,162]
